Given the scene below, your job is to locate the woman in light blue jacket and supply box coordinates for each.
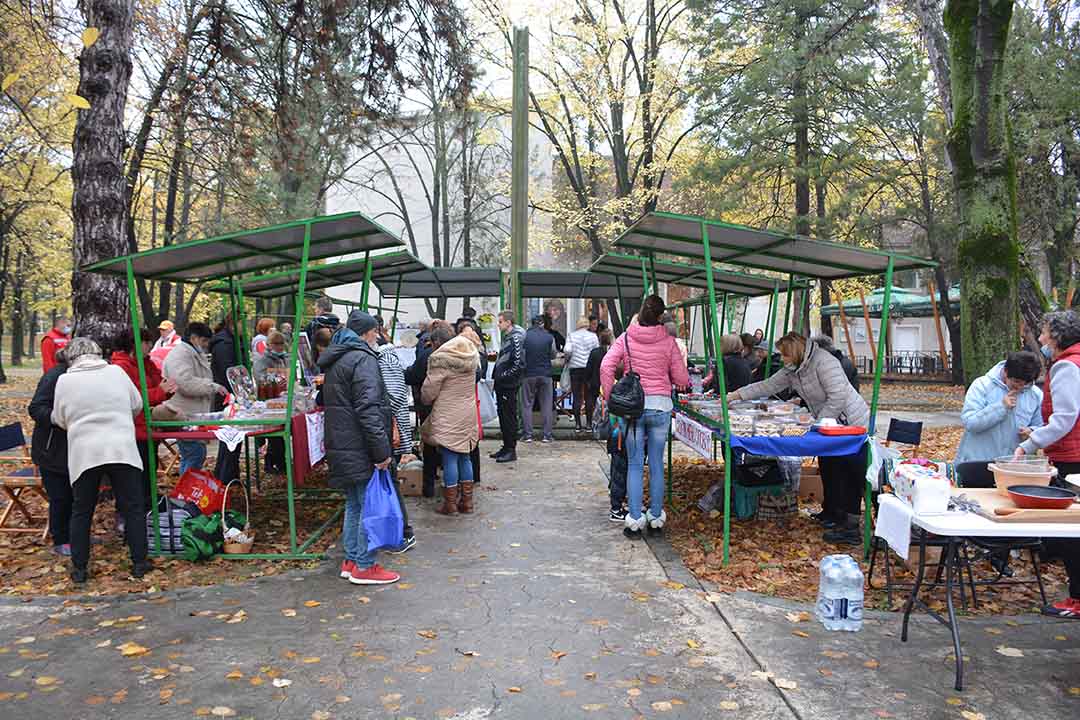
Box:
[954,352,1043,464]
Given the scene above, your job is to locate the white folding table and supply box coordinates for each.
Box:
[902,510,1080,690]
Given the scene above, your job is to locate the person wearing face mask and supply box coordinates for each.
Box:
[154,322,228,474]
[41,316,72,373]
[319,310,399,586]
[728,332,869,545]
[1012,310,1080,619]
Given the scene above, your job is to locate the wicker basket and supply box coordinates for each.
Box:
[221,479,255,554]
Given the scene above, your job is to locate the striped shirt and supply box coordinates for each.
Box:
[378,344,413,454]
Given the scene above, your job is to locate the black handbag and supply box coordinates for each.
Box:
[608,335,645,421]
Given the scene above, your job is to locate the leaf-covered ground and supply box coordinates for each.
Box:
[663,428,1069,616]
[859,382,965,411]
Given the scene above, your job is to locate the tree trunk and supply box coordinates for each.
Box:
[71,0,137,343]
[792,13,811,239]
[944,0,1021,384]
[27,309,38,360]
[0,245,10,383]
[10,250,26,366]
[814,174,832,337]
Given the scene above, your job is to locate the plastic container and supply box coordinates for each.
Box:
[816,554,864,631]
[912,475,950,514]
[988,461,1056,496]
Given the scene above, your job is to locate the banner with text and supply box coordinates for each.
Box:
[673,412,714,460]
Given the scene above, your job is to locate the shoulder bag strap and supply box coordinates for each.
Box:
[624,334,633,373]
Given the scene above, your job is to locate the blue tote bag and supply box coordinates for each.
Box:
[363,468,404,551]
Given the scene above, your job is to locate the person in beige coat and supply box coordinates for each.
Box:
[728,332,870,545]
[421,325,480,515]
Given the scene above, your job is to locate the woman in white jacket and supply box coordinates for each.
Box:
[565,317,600,432]
[51,337,149,584]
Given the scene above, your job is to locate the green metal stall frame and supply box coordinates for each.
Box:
[611,211,937,565]
[84,212,406,560]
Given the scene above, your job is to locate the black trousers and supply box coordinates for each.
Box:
[389,457,413,539]
[818,444,869,521]
[136,440,159,510]
[417,406,439,497]
[570,368,594,428]
[470,446,480,488]
[40,468,72,546]
[265,437,286,471]
[71,463,147,571]
[1046,461,1080,599]
[496,385,519,451]
[609,453,628,511]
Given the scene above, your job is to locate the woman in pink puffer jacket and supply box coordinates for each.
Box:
[601,295,690,538]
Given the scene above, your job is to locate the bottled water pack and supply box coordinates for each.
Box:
[816,554,864,631]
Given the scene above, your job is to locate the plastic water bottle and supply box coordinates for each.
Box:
[690,368,703,394]
[816,554,864,631]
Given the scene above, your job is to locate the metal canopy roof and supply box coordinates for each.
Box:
[519,270,645,299]
[84,211,406,283]
[613,212,936,279]
[373,267,503,299]
[590,252,805,297]
[207,251,425,299]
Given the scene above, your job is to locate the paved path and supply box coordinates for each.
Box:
[0,440,1076,719]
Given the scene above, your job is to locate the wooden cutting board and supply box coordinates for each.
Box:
[951,488,1080,524]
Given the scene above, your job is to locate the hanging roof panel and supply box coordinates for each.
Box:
[83,211,406,283]
[373,267,503,299]
[519,270,645,299]
[207,251,425,299]
[590,253,804,296]
[613,212,936,279]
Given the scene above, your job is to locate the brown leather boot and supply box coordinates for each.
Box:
[458,482,474,514]
[436,484,459,515]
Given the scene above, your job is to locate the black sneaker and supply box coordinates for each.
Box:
[623,527,643,540]
[386,535,417,554]
[496,450,517,463]
[132,560,154,578]
[823,527,861,545]
[488,448,505,459]
[609,508,628,522]
[71,566,88,584]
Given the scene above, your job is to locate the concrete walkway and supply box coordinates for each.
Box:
[0,440,1076,719]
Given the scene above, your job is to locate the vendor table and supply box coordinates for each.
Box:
[669,406,871,557]
[901,510,1080,691]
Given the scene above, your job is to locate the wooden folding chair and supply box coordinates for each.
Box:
[0,423,50,541]
[160,439,181,476]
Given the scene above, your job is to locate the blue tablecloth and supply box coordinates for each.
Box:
[728,430,867,458]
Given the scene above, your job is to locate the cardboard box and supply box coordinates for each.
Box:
[798,467,823,503]
[399,466,423,497]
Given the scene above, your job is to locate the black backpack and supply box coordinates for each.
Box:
[607,335,645,421]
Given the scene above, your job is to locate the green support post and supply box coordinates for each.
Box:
[739,298,747,333]
[864,257,895,557]
[796,280,807,335]
[648,252,658,295]
[499,271,506,308]
[389,274,403,339]
[236,284,250,370]
[359,251,372,311]
[783,273,795,334]
[282,222,314,553]
[640,258,649,303]
[125,259,158,552]
[764,286,779,377]
[700,223,733,565]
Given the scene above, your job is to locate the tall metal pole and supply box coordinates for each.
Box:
[509,26,529,315]
[701,224,732,565]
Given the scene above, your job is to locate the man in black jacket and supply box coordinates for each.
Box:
[209,316,242,483]
[491,310,526,462]
[28,354,72,556]
[306,296,341,345]
[812,335,860,391]
[319,310,399,586]
[405,319,438,496]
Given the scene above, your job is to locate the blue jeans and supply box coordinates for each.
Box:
[626,410,670,520]
[342,482,377,569]
[440,447,474,487]
[178,441,207,475]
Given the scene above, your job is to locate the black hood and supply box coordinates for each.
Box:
[317,327,375,371]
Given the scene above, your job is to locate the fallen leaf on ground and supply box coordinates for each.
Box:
[1054,635,1067,641]
[661,581,685,590]
[249,677,263,686]
[704,593,724,603]
[750,671,774,681]
[397,583,414,589]
[224,670,243,680]
[960,712,985,720]
[581,704,607,711]
[85,695,106,705]
[785,611,811,623]
[211,707,236,718]
[864,659,880,669]
[651,701,674,712]
[687,639,700,648]
[335,695,350,703]
[312,712,330,720]
[302,657,321,664]
[774,678,797,690]
[584,672,596,680]
[303,601,321,608]
[630,591,650,602]
[117,642,149,657]
[719,700,739,710]
[1067,687,1080,697]
[821,650,847,659]
[418,630,438,640]
[946,697,963,706]
[818,668,833,677]
[34,676,59,687]
[272,679,292,688]
[995,645,1024,658]
[627,688,641,697]
[281,609,296,617]
[984,628,1002,635]
[792,630,809,638]
[455,648,479,657]
[507,686,522,693]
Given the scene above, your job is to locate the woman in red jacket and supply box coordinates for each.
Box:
[111,328,176,514]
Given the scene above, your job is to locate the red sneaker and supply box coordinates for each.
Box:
[1041,597,1080,619]
[340,560,356,579]
[349,563,400,585]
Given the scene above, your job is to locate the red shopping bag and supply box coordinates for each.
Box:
[170,468,227,515]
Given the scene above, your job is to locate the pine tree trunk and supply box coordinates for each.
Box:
[944,0,1021,384]
[71,0,136,343]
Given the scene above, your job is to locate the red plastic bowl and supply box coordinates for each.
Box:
[1006,485,1077,510]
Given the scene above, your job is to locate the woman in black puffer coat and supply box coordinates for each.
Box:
[28,355,72,555]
